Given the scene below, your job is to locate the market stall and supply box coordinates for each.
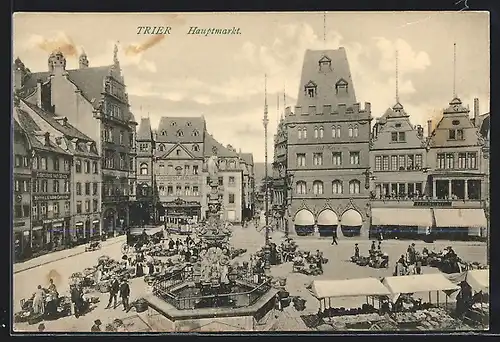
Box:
[463,269,489,327]
[309,278,391,316]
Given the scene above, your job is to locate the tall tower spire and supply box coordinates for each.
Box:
[282,83,286,120]
[276,93,280,126]
[264,74,268,120]
[453,42,457,98]
[323,12,327,48]
[395,49,399,103]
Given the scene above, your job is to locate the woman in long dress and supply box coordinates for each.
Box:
[32,285,45,315]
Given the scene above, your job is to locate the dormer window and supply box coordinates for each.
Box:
[449,129,464,140]
[192,130,200,137]
[335,78,349,94]
[177,130,184,137]
[187,122,192,126]
[318,55,332,72]
[395,123,402,128]
[192,144,200,152]
[158,144,165,152]
[304,81,317,98]
[161,130,167,136]
[171,122,176,126]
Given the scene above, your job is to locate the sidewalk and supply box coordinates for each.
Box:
[13,235,126,274]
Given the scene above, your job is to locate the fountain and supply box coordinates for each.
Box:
[143,146,278,332]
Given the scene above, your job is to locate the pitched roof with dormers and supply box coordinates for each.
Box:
[203,133,239,158]
[156,117,205,143]
[240,152,254,166]
[22,100,93,141]
[296,48,357,109]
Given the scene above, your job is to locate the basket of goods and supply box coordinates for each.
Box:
[134,298,149,313]
[14,310,31,323]
[97,280,110,293]
[98,255,110,265]
[57,296,72,316]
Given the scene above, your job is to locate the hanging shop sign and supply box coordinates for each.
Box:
[33,194,70,201]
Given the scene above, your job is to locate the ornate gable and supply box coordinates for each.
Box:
[160,143,196,160]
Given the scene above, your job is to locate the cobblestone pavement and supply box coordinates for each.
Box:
[13,224,487,332]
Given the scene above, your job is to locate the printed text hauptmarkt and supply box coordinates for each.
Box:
[187,26,241,36]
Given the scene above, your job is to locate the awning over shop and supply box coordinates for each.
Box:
[371,208,432,227]
[341,209,362,226]
[382,274,459,295]
[53,222,63,228]
[308,278,391,299]
[294,209,314,226]
[75,222,84,226]
[317,210,338,226]
[433,209,487,228]
[32,226,43,231]
[92,220,100,224]
[130,226,164,236]
[466,269,489,294]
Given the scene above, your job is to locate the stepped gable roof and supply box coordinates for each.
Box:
[296,48,357,108]
[23,101,92,141]
[240,153,254,166]
[203,133,238,158]
[137,118,153,140]
[156,117,205,143]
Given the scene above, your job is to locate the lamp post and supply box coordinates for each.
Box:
[284,171,294,239]
[263,74,271,274]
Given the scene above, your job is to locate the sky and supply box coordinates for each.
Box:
[13,12,489,162]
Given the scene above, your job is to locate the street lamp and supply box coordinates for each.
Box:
[263,74,271,274]
[284,171,294,239]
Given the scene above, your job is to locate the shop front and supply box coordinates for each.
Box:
[164,198,201,224]
[370,208,433,240]
[31,225,45,254]
[13,220,31,261]
[92,218,101,237]
[75,221,85,242]
[42,217,69,250]
[432,208,487,240]
[103,207,117,238]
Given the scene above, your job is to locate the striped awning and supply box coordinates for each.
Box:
[372,208,432,227]
[294,209,315,226]
[317,210,338,226]
[341,209,362,226]
[433,209,487,228]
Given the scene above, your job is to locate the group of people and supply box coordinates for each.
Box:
[105,277,131,312]
[394,243,423,276]
[31,279,59,318]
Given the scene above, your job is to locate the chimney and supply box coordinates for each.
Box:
[427,120,432,137]
[36,79,43,107]
[373,123,378,138]
[473,98,479,125]
[14,69,23,90]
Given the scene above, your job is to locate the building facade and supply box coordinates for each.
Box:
[239,152,256,222]
[15,48,137,236]
[20,100,102,242]
[369,101,430,239]
[15,107,72,253]
[286,48,372,237]
[272,116,289,232]
[13,120,32,261]
[426,96,488,239]
[135,117,251,224]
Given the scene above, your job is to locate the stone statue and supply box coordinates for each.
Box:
[207,155,218,178]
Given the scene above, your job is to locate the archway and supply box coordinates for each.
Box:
[317,209,338,237]
[294,209,315,236]
[103,208,117,238]
[340,209,363,237]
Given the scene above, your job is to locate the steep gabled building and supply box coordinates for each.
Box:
[272,115,288,232]
[285,48,372,237]
[14,107,72,254]
[14,47,137,236]
[426,96,488,239]
[239,152,256,222]
[19,99,102,242]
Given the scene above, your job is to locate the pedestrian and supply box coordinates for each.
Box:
[370,241,376,252]
[377,241,382,251]
[91,319,102,332]
[354,243,360,258]
[331,233,338,245]
[38,323,46,332]
[32,285,45,315]
[415,259,422,275]
[119,279,131,312]
[106,277,119,309]
[48,278,58,298]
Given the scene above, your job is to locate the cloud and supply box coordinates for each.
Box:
[124,35,166,55]
[24,31,80,57]
[88,41,158,73]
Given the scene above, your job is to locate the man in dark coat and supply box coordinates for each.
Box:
[354,243,360,258]
[106,278,120,309]
[119,279,131,311]
[91,319,102,332]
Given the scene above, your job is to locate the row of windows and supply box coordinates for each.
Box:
[75,182,99,196]
[208,193,236,204]
[103,127,133,146]
[205,176,236,186]
[158,129,200,137]
[296,152,360,167]
[436,152,477,170]
[297,125,360,140]
[158,185,200,197]
[374,154,423,171]
[295,180,362,195]
[156,144,201,153]
[103,151,133,170]
[375,182,424,199]
[391,132,406,143]
[31,199,99,218]
[140,163,201,176]
[13,204,30,218]
[103,182,131,197]
[14,155,30,168]
[32,156,71,172]
[32,179,70,193]
[75,159,99,174]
